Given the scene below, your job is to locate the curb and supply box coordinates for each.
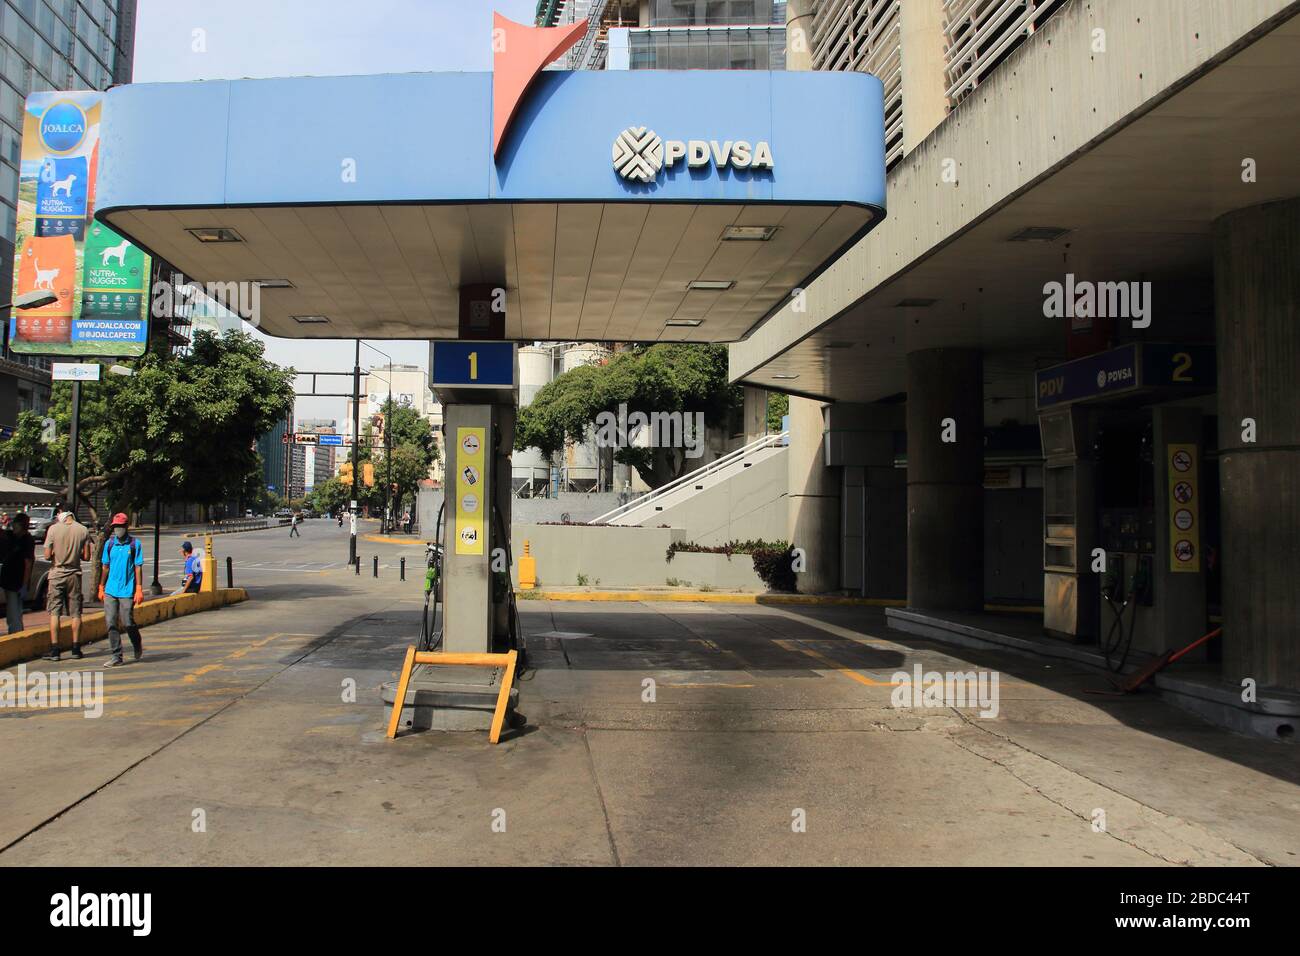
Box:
[520,590,906,606]
[361,534,427,546]
[0,587,249,668]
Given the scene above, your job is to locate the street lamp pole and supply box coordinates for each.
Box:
[150,493,163,595]
[66,381,81,516]
[349,339,361,567]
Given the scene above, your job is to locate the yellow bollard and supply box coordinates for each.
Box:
[518,539,536,590]
[200,533,216,593]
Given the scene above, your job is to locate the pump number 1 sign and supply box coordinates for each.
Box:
[455,427,486,556]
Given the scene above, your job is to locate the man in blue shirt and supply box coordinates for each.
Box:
[97,512,144,667]
[178,541,202,593]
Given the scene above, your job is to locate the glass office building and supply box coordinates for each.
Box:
[0,0,136,424]
[544,0,787,71]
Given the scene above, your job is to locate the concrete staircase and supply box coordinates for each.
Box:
[590,433,789,545]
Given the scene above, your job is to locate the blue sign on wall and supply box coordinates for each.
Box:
[431,341,516,388]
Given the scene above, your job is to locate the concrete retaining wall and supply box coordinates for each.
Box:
[511,523,765,591]
[0,588,249,668]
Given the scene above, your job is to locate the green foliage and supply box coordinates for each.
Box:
[665,538,798,593]
[308,477,354,516]
[0,330,295,523]
[766,392,789,433]
[365,397,439,517]
[514,344,741,488]
[750,545,799,593]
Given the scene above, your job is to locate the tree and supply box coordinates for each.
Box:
[514,344,741,488]
[0,330,295,525]
[767,392,789,433]
[308,476,370,516]
[365,398,438,519]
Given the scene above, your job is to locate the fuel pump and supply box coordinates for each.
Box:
[1037,344,1215,664]
[381,339,523,734]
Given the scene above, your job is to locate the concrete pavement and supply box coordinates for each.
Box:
[0,519,1295,865]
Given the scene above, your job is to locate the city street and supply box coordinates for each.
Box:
[1,520,1295,867]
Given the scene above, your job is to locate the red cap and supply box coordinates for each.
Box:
[110,512,129,527]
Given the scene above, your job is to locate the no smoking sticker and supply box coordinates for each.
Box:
[462,433,480,456]
[1172,449,1192,472]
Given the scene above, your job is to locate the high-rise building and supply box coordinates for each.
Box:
[344,363,444,484]
[0,0,138,433]
[540,0,787,70]
[297,417,337,491]
[256,416,289,498]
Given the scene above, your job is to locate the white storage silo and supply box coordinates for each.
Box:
[513,345,555,495]
[561,343,608,491]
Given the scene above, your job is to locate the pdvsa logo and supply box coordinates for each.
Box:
[39,100,88,153]
[613,127,774,183]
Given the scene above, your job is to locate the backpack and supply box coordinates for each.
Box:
[104,534,141,570]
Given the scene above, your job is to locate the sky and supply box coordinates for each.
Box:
[132,0,539,423]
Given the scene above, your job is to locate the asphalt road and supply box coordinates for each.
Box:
[1,519,1296,865]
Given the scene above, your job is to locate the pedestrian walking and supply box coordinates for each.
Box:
[43,509,92,661]
[1,512,35,635]
[289,510,301,537]
[97,512,144,667]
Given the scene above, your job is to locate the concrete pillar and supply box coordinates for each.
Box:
[743,385,769,443]
[787,395,839,593]
[785,0,815,71]
[781,1,838,593]
[1213,197,1300,692]
[906,348,983,611]
[827,402,906,598]
[900,0,949,154]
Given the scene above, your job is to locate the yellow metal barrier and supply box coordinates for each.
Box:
[518,539,536,590]
[386,649,519,744]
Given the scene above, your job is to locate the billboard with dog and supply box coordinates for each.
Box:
[8,91,151,357]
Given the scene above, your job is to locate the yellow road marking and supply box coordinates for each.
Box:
[777,642,899,687]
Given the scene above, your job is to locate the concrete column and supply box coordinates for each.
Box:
[743,385,769,443]
[900,0,949,154]
[827,402,905,597]
[787,395,839,593]
[906,348,983,611]
[1213,197,1300,692]
[785,0,815,72]
[781,1,838,594]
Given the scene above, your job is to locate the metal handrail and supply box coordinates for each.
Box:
[588,431,788,525]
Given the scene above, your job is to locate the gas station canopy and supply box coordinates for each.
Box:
[94,69,885,343]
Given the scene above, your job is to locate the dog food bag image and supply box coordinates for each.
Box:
[77,223,148,350]
[34,156,89,240]
[13,234,76,344]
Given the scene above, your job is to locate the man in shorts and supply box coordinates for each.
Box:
[43,509,92,661]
